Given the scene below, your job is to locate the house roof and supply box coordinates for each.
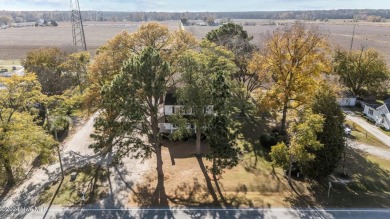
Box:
[164,92,177,105]
[384,103,390,113]
[366,103,382,109]
[340,90,356,98]
[384,97,390,104]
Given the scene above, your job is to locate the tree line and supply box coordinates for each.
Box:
[1,9,390,24]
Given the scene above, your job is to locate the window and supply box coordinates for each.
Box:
[368,109,374,115]
[172,106,175,114]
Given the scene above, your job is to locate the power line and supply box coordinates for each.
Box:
[70,0,87,52]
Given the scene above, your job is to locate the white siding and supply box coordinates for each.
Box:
[364,105,377,121]
[377,105,389,115]
[363,105,369,115]
[164,105,174,115]
[384,116,390,130]
[158,122,195,133]
[164,105,213,115]
[338,98,356,106]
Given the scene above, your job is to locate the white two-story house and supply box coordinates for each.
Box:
[158,92,213,133]
[363,97,390,130]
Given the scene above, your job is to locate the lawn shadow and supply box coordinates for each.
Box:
[164,140,210,165]
[0,184,11,203]
[285,147,390,211]
[167,176,257,219]
[234,114,273,171]
[129,175,176,219]
[52,163,135,219]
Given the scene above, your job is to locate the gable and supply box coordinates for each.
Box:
[385,104,390,114]
[377,104,390,115]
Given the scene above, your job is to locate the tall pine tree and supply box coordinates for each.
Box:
[91,47,171,206]
[206,71,240,176]
[302,85,345,178]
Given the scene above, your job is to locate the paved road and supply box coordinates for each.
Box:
[344,110,390,147]
[0,114,99,219]
[20,207,390,219]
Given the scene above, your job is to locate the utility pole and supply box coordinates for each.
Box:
[70,0,87,51]
[349,24,356,52]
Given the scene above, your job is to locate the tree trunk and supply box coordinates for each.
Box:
[196,127,201,155]
[55,131,64,179]
[212,157,228,207]
[196,156,221,207]
[281,99,289,134]
[156,144,164,180]
[288,154,293,185]
[3,157,15,186]
[343,151,347,176]
[152,143,169,207]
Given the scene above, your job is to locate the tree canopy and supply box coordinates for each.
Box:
[253,22,330,133]
[86,22,197,111]
[91,47,171,205]
[301,85,345,178]
[0,74,55,186]
[206,23,265,115]
[174,41,235,153]
[270,110,324,183]
[22,47,72,96]
[333,47,389,96]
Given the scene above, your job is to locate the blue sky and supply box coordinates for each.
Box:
[1,0,389,11]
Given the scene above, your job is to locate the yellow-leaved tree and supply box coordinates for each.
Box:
[0,74,56,187]
[250,22,330,133]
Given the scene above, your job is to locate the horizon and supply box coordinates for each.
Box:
[1,9,390,13]
[1,0,389,12]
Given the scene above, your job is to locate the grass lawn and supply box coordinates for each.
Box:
[366,154,390,171]
[38,164,109,207]
[345,120,390,150]
[128,113,390,209]
[379,128,390,138]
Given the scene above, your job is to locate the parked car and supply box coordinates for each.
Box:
[344,125,352,135]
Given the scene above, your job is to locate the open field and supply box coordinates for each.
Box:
[1,20,390,64]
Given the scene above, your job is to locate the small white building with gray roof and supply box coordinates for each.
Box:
[363,97,390,130]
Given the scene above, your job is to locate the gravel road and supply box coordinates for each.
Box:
[345,113,390,147]
[1,113,152,219]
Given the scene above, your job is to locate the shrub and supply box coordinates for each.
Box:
[260,131,278,149]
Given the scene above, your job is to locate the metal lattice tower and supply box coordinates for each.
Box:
[70,0,87,51]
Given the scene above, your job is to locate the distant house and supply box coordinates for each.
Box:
[338,91,357,106]
[158,92,213,133]
[196,21,208,26]
[363,97,390,130]
[35,19,46,27]
[0,69,26,89]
